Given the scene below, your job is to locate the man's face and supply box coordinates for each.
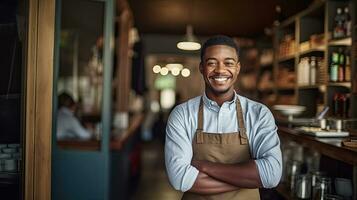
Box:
[200,45,240,95]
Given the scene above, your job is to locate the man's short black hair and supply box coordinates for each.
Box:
[200,35,240,62]
[58,92,75,108]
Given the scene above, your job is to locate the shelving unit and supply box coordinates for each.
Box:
[0,3,25,200]
[329,37,352,45]
[260,1,357,199]
[255,0,357,119]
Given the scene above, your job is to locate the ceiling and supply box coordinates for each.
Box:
[128,0,313,37]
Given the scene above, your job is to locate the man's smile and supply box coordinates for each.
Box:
[209,75,231,83]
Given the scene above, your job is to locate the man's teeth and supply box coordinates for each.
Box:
[213,77,228,81]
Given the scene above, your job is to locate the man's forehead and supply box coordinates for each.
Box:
[203,45,238,59]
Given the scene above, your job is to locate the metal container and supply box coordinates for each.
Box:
[310,171,327,198]
[313,177,332,200]
[295,174,311,199]
[286,160,303,192]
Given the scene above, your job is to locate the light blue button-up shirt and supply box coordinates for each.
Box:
[165,92,282,192]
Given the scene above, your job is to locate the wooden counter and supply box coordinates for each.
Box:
[278,126,357,165]
[57,113,145,151]
[57,140,101,151]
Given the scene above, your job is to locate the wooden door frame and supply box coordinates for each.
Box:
[24,0,55,199]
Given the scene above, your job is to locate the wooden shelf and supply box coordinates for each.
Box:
[260,62,273,69]
[0,93,21,99]
[0,172,20,185]
[278,126,357,165]
[299,45,325,56]
[298,85,319,89]
[278,54,296,63]
[328,82,351,88]
[277,86,295,91]
[57,140,101,151]
[328,37,352,46]
[258,88,274,93]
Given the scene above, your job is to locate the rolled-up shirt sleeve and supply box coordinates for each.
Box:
[165,105,199,192]
[252,106,282,188]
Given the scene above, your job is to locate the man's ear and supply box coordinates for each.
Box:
[199,62,204,74]
[236,62,241,75]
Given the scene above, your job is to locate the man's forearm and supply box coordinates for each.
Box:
[188,172,239,195]
[192,160,262,188]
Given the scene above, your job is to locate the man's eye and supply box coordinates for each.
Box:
[207,62,217,66]
[225,62,235,66]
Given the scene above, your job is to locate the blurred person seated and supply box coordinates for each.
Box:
[57,92,93,141]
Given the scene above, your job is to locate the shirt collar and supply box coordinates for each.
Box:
[202,90,238,111]
[60,107,74,116]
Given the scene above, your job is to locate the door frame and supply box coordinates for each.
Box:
[24,0,55,199]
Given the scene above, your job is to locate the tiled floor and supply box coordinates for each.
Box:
[131,140,182,200]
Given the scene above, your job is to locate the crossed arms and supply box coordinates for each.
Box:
[165,104,282,195]
[188,159,262,194]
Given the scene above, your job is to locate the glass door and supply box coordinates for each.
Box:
[52,0,115,199]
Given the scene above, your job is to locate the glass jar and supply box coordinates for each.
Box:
[313,177,332,200]
[310,171,327,198]
[295,174,312,199]
[286,160,302,192]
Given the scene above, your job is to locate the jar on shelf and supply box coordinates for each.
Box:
[313,177,332,200]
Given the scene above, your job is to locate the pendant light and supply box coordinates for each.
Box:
[177,25,201,51]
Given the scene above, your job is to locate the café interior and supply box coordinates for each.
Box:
[1,0,357,199]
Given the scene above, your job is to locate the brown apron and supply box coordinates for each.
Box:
[182,97,260,200]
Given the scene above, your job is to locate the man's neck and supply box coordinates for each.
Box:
[205,89,235,107]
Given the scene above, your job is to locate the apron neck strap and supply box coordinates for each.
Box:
[197,95,246,132]
[236,97,248,144]
[197,98,204,131]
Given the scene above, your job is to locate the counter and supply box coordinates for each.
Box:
[277,126,357,200]
[278,126,357,165]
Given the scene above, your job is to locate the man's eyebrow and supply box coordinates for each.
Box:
[204,57,237,62]
[204,58,218,62]
[224,58,237,62]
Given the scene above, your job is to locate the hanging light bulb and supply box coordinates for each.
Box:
[160,67,169,75]
[171,68,180,76]
[177,25,201,51]
[181,68,191,77]
[153,65,161,73]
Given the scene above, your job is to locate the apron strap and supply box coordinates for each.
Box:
[197,98,204,131]
[236,97,248,145]
[196,96,248,145]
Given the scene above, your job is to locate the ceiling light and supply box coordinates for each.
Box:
[181,68,190,77]
[165,63,183,71]
[153,65,161,73]
[160,67,169,75]
[177,25,201,51]
[171,68,180,76]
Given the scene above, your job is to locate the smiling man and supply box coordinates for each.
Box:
[164,35,282,200]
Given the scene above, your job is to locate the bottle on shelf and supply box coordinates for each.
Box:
[310,57,317,85]
[332,93,349,118]
[298,57,310,86]
[333,8,344,38]
[343,7,352,37]
[338,48,345,82]
[330,52,339,82]
[345,55,351,81]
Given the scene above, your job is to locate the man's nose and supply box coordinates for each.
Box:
[214,62,226,72]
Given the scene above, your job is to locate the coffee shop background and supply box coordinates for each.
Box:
[0,0,357,199]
